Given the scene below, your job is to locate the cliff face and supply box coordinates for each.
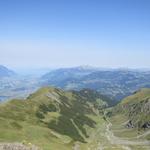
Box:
[113,88,150,129]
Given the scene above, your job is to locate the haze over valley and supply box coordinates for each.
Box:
[1,65,150,102]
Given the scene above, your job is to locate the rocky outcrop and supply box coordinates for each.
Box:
[0,143,39,150]
[142,122,150,129]
[126,120,134,128]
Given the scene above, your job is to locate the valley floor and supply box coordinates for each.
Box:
[73,115,150,150]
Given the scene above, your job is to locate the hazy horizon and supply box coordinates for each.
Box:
[0,0,150,69]
[2,64,150,72]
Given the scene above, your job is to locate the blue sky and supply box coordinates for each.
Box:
[0,0,150,69]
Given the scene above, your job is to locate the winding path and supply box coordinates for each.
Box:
[72,118,150,150]
[105,120,150,149]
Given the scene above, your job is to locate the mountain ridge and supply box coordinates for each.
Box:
[0,87,150,149]
[41,67,150,100]
[0,86,110,149]
[0,65,16,78]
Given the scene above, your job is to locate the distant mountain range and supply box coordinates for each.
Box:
[41,66,150,101]
[1,65,150,102]
[0,65,16,78]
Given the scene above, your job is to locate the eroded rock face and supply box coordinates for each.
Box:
[0,143,39,150]
[126,120,134,128]
[142,122,150,129]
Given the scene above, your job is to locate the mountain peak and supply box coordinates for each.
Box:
[0,65,16,77]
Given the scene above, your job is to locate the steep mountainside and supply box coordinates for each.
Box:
[41,68,150,100]
[111,88,150,129]
[41,66,97,88]
[0,87,149,150]
[0,65,16,78]
[0,87,110,150]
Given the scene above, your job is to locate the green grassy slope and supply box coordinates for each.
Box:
[111,88,150,129]
[0,87,109,150]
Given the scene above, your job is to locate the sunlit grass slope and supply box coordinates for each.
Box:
[0,87,109,150]
[111,88,150,129]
